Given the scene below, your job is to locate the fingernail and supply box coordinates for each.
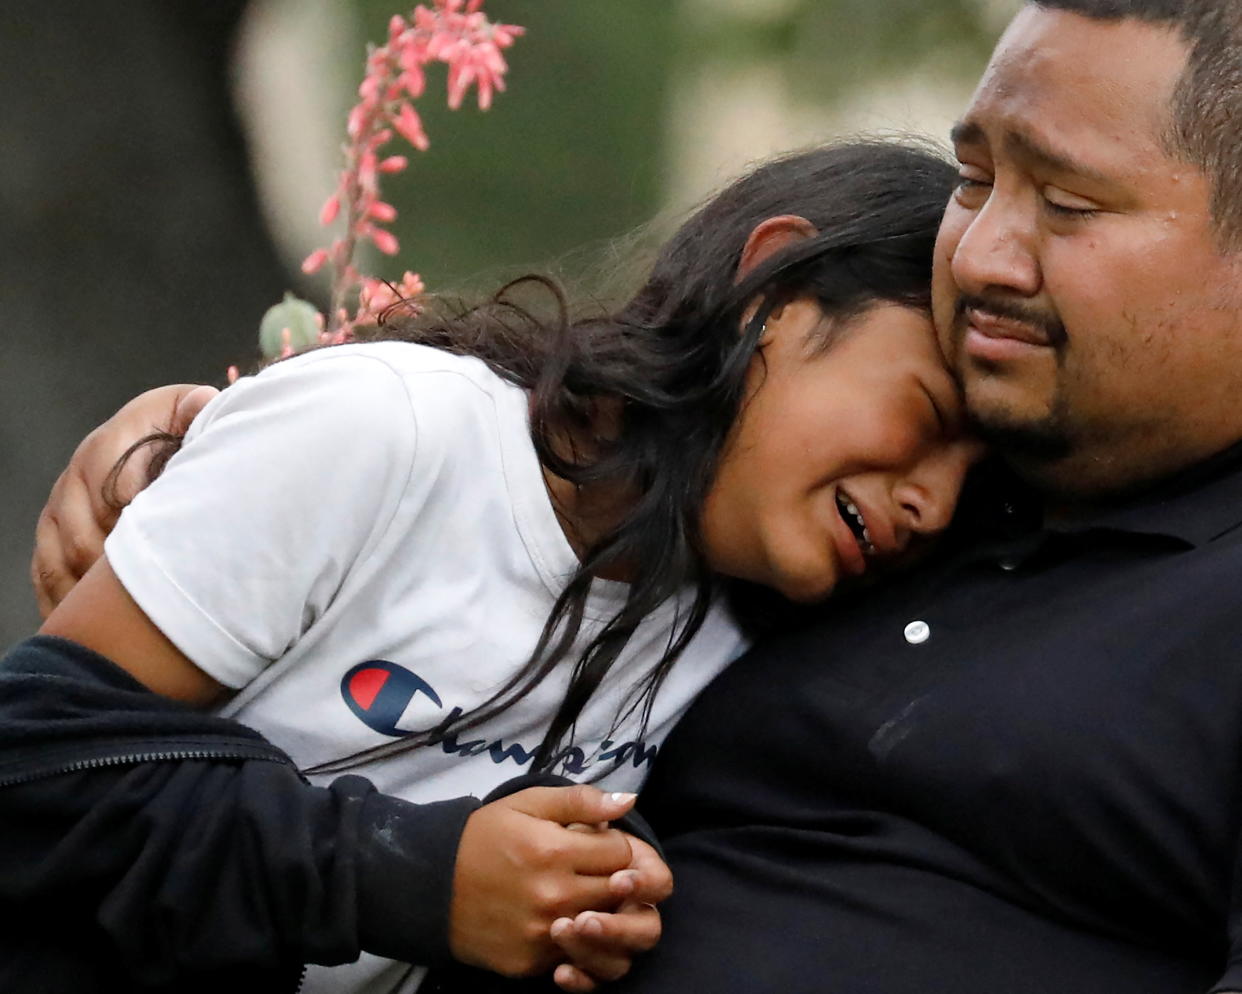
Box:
[582,914,604,937]
[551,917,572,938]
[610,792,636,804]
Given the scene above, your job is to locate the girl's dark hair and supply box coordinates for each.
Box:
[314,138,955,775]
[115,139,956,777]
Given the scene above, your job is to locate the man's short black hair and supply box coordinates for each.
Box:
[1033,0,1242,249]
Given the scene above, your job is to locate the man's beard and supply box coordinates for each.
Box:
[966,402,1073,465]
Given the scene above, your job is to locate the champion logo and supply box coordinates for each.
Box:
[340,660,443,737]
[339,659,660,773]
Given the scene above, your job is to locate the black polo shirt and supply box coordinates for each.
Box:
[619,448,1242,994]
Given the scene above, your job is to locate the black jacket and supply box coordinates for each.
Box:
[0,635,479,993]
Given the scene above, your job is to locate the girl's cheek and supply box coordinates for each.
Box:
[848,403,929,468]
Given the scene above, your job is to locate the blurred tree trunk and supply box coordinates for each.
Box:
[0,0,290,641]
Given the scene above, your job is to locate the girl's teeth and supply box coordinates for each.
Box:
[837,493,875,555]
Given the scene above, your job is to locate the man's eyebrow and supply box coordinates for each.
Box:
[949,119,1113,184]
[1006,131,1112,184]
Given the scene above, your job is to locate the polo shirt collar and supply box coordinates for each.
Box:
[1040,438,1242,547]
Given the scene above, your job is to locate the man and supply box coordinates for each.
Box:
[25,1,1242,991]
[600,1,1242,991]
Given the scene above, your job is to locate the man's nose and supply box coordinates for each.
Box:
[949,191,1041,299]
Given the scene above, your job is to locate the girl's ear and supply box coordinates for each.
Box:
[736,214,819,281]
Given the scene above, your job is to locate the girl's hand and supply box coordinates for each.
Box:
[549,834,673,992]
[449,785,641,976]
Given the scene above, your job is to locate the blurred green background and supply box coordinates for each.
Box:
[0,0,1017,641]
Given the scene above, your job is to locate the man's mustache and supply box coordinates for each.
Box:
[954,294,1068,347]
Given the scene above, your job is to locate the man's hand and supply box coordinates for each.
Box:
[31,384,218,617]
[550,834,672,991]
[449,785,641,977]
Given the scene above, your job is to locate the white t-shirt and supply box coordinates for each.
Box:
[105,342,747,994]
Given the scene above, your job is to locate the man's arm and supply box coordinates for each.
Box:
[31,383,218,617]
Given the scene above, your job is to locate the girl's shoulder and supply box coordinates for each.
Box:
[183,343,534,526]
[211,342,524,445]
[296,340,506,386]
[265,341,523,425]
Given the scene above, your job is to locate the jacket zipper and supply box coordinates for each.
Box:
[0,746,293,789]
[1,743,306,993]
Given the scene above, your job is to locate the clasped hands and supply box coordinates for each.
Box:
[452,784,671,991]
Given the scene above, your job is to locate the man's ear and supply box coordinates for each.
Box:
[736,214,818,282]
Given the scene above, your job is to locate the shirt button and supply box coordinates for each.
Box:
[904,620,930,645]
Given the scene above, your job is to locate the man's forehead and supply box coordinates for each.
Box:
[957,6,1188,160]
[979,6,1188,102]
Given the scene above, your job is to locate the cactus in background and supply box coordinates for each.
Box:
[259,293,325,360]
